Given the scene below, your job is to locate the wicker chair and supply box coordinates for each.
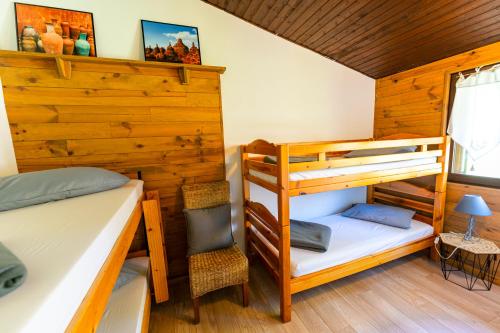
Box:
[182,181,249,324]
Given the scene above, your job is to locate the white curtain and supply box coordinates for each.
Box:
[447,65,500,161]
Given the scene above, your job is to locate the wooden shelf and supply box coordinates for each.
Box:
[0,50,225,85]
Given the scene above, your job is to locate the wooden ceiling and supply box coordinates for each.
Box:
[203,0,500,78]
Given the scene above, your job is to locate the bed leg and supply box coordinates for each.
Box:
[280,289,292,322]
[242,282,249,307]
[192,297,200,324]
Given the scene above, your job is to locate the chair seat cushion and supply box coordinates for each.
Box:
[189,245,248,298]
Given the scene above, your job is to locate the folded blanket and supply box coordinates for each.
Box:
[290,220,331,252]
[0,242,27,297]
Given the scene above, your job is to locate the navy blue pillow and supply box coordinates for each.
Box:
[341,203,415,229]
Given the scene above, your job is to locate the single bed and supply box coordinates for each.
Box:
[0,179,143,333]
[290,214,434,277]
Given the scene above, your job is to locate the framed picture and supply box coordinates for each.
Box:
[14,2,96,57]
[141,20,201,65]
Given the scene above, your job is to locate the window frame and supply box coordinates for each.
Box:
[446,64,500,189]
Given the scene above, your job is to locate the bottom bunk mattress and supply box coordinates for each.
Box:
[98,257,150,333]
[0,179,143,333]
[291,213,434,277]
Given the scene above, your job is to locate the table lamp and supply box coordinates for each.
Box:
[455,194,492,241]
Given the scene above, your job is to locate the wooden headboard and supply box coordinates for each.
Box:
[0,50,226,278]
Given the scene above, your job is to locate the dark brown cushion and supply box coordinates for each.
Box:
[183,203,234,256]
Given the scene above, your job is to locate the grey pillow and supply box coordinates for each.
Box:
[291,220,331,252]
[341,203,415,229]
[113,265,139,291]
[183,203,234,256]
[343,146,417,158]
[0,167,129,212]
[264,156,317,164]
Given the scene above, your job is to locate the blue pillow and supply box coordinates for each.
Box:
[341,203,415,229]
[0,167,129,212]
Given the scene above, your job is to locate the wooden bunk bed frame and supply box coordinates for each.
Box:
[240,134,451,322]
[66,187,169,333]
[0,50,225,331]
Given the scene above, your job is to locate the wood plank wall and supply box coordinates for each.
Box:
[0,51,226,278]
[374,41,500,247]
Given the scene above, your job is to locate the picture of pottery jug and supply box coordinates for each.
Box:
[61,21,74,55]
[87,27,96,57]
[21,36,37,52]
[70,25,80,41]
[21,25,37,38]
[52,18,63,36]
[75,32,90,56]
[20,25,38,52]
[41,22,63,54]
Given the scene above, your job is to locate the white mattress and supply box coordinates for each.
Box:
[98,257,150,333]
[251,157,437,183]
[291,213,434,277]
[0,179,143,333]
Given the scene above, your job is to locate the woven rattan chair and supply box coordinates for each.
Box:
[182,181,249,324]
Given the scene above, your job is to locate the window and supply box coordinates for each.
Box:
[447,64,500,188]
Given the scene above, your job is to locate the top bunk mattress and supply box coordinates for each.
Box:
[291,213,434,278]
[250,157,437,183]
[0,179,143,333]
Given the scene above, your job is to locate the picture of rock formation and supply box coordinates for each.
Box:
[145,38,200,64]
[142,20,201,65]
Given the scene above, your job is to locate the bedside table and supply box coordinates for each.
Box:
[438,232,500,291]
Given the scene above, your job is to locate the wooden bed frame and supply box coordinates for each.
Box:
[65,187,168,333]
[240,134,450,322]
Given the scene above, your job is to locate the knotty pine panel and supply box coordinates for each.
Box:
[374,41,500,138]
[0,50,226,278]
[374,42,500,271]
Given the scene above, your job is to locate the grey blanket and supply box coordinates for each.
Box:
[0,242,27,297]
[290,220,331,253]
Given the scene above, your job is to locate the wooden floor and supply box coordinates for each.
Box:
[150,254,500,332]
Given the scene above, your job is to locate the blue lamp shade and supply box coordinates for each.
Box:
[455,195,492,216]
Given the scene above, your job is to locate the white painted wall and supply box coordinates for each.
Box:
[0,0,375,245]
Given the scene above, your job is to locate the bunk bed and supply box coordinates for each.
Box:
[0,177,168,333]
[240,134,450,322]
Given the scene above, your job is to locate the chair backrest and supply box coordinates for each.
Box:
[182,181,230,209]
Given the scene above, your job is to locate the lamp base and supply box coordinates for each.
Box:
[463,215,476,241]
